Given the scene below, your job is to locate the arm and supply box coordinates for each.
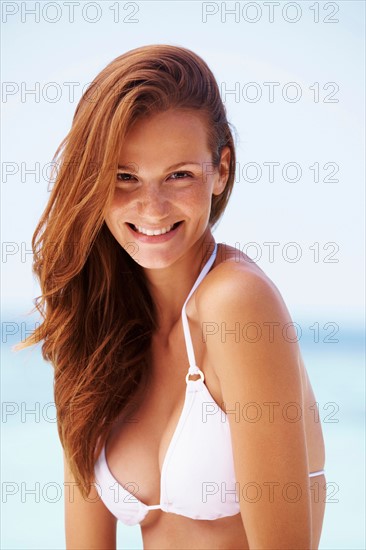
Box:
[200,267,312,550]
[63,452,117,549]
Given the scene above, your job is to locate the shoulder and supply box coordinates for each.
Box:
[195,244,301,381]
[196,245,286,325]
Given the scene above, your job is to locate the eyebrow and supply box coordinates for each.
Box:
[117,162,202,172]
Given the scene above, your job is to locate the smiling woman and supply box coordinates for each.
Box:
[105,108,230,268]
[14,44,326,549]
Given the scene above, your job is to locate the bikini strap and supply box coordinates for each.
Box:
[181,242,218,381]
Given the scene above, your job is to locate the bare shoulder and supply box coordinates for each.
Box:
[195,242,301,379]
[196,242,285,317]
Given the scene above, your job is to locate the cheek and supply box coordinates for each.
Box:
[105,191,129,221]
[104,216,116,240]
[193,183,215,211]
[104,204,123,237]
[109,189,128,209]
[183,180,213,204]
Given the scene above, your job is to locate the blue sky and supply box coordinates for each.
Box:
[1,1,365,329]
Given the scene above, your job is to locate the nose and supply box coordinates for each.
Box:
[136,185,170,219]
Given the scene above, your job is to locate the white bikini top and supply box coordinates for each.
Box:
[93,241,325,525]
[94,242,240,525]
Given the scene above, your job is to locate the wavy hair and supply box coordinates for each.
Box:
[14,44,237,498]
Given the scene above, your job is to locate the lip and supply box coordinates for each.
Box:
[125,221,183,243]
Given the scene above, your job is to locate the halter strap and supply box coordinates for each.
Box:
[181,242,218,381]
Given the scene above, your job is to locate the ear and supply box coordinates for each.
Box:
[212,146,231,196]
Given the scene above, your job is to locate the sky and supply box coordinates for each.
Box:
[1,1,365,331]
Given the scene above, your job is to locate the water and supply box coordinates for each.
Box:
[1,323,365,549]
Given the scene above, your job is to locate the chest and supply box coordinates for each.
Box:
[104,312,225,508]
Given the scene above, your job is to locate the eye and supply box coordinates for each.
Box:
[117,173,136,182]
[169,171,192,180]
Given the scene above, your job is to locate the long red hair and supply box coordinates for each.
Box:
[14,44,237,498]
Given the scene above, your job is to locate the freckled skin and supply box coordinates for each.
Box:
[104,108,229,270]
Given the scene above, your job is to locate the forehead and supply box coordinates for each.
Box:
[118,109,210,165]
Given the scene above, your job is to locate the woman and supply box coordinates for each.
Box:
[16,44,326,549]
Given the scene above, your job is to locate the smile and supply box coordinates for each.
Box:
[127,221,182,236]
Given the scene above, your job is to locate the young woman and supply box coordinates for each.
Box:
[17,44,326,549]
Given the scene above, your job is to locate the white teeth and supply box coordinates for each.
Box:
[135,224,175,236]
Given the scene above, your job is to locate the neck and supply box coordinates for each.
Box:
[143,230,216,337]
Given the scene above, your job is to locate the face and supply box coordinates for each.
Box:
[104,108,230,269]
